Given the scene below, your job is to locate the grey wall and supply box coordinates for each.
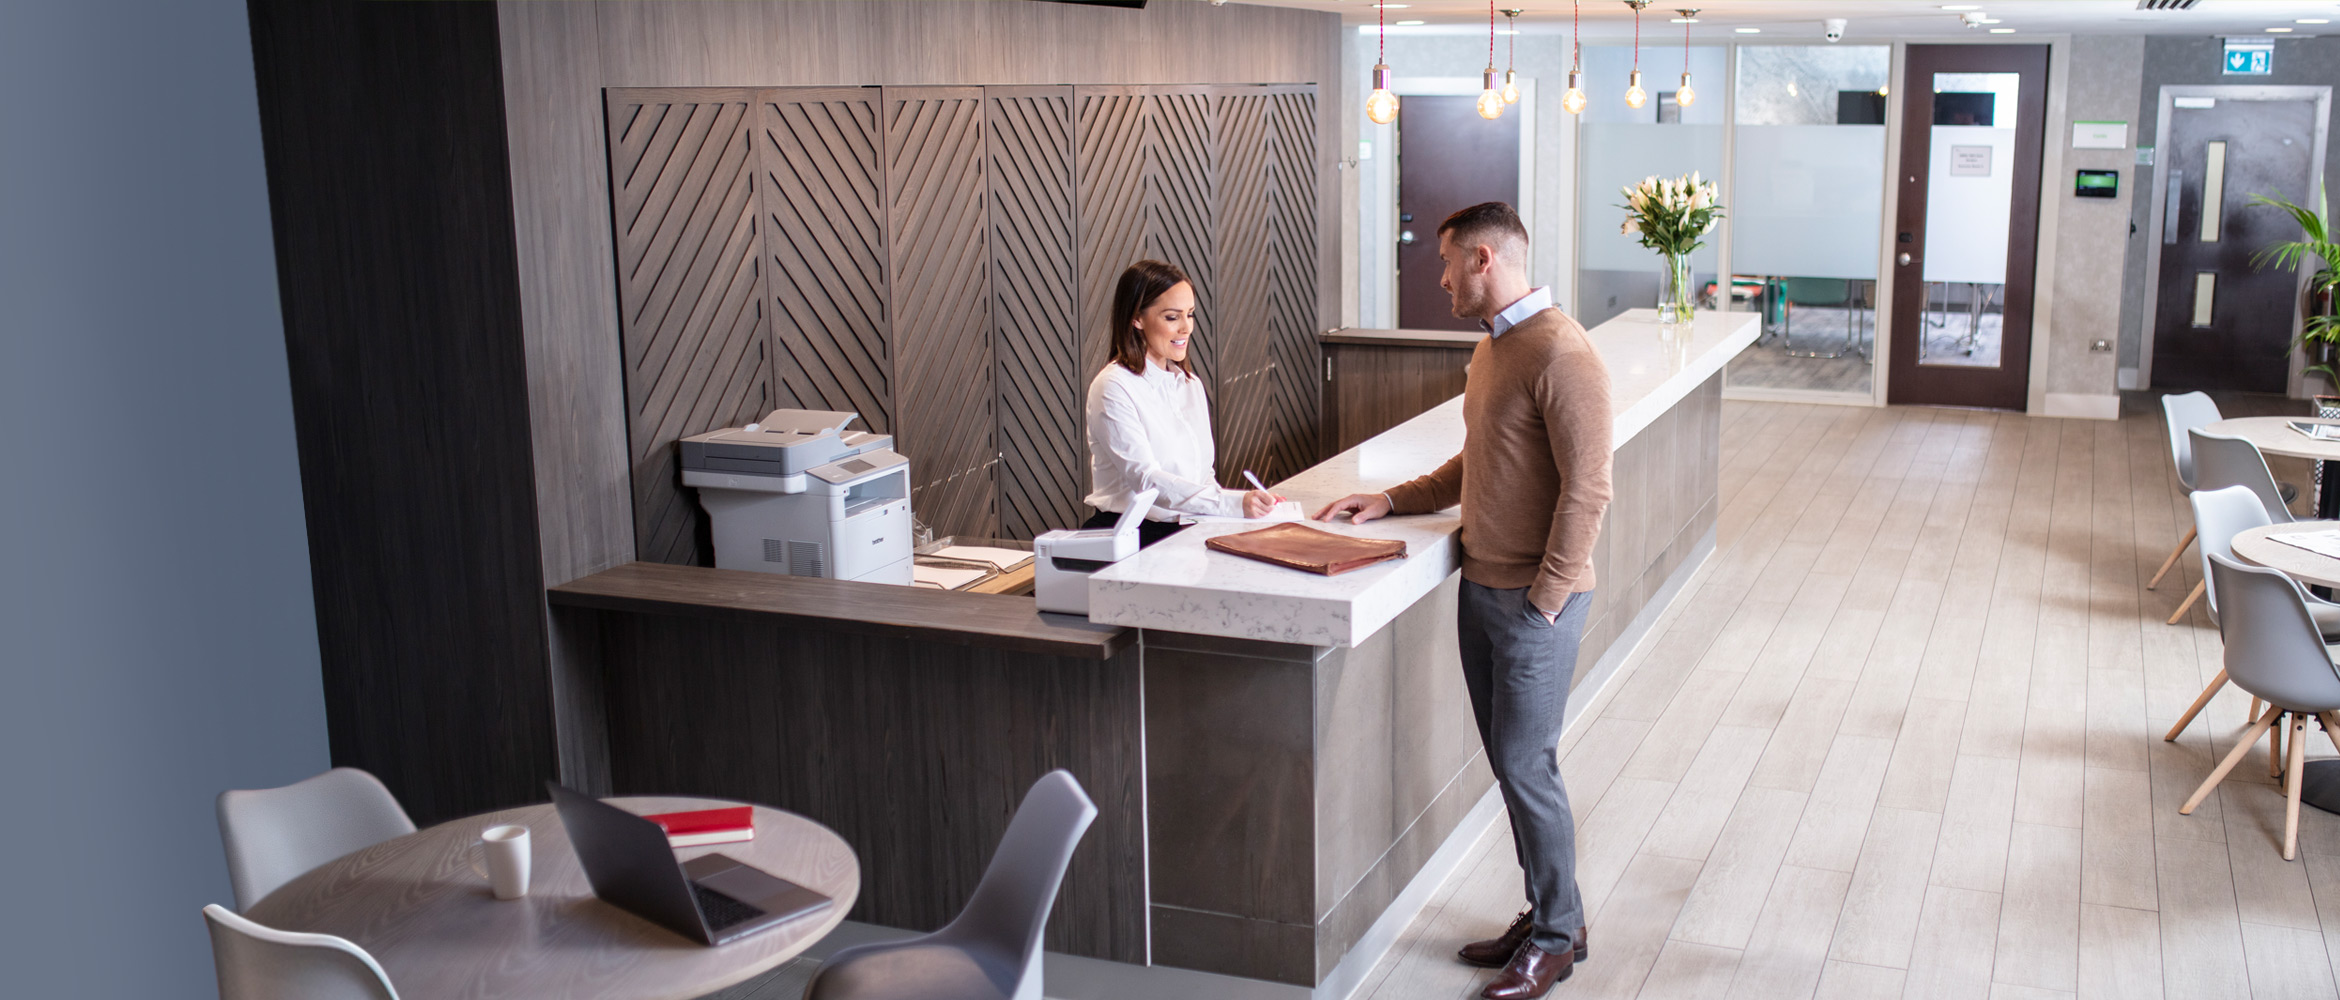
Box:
[2117,35,2340,384]
[2046,35,2144,399]
[0,1,327,997]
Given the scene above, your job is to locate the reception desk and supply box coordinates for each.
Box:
[548,309,1757,996]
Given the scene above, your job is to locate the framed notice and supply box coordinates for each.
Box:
[1950,145,1993,177]
[2071,120,2127,149]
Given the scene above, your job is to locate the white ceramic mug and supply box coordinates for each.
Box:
[481,824,531,900]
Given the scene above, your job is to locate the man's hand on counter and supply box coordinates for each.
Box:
[1315,492,1393,525]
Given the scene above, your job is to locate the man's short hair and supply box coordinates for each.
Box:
[1437,202,1529,263]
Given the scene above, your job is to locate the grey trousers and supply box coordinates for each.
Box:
[1459,580,1594,956]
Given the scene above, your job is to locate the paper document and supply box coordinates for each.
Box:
[2271,529,2340,560]
[1183,501,1305,524]
[912,564,992,591]
[931,545,1032,572]
[2290,421,2340,442]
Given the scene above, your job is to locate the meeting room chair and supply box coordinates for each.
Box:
[2179,553,2340,861]
[2168,429,2298,624]
[2163,486,2340,742]
[2153,394,2299,598]
[205,903,400,1000]
[806,770,1098,1000]
[218,768,415,911]
[1777,277,1869,361]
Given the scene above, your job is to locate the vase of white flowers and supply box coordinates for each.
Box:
[1620,173,1725,325]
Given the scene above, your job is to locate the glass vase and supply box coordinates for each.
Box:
[1656,251,1695,325]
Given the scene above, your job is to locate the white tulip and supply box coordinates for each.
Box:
[1622,218,1640,235]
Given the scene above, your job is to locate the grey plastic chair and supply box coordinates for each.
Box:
[2164,487,2340,741]
[219,768,415,910]
[2168,429,2299,624]
[2180,553,2340,860]
[806,770,1098,1000]
[2150,392,2223,590]
[205,903,399,1000]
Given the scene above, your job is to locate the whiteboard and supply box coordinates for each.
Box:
[1921,124,2017,284]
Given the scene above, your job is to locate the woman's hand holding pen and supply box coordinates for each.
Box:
[1240,470,1284,519]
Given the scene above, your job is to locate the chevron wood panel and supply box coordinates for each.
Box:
[1142,90,1220,396]
[988,87,1085,539]
[1073,89,1150,389]
[606,89,771,565]
[1212,91,1275,482]
[756,89,895,436]
[1262,89,1322,480]
[884,88,998,540]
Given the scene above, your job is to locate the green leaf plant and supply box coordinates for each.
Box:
[2248,191,2340,390]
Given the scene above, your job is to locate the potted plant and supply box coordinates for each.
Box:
[2250,192,2340,416]
[1620,173,1724,325]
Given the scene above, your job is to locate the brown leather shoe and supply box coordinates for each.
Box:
[1481,942,1573,999]
[1460,913,1590,967]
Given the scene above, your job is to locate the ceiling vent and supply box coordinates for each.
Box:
[2136,0,2200,10]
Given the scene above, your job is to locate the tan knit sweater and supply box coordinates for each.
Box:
[1384,308,1614,613]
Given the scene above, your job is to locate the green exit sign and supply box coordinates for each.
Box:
[2224,39,2273,75]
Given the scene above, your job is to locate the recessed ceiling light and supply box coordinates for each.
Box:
[1989,27,2016,33]
[2266,26,2294,32]
[1941,4,1981,9]
[1395,19,1425,26]
[1735,26,1760,33]
[2299,18,2332,24]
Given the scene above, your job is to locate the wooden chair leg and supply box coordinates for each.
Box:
[2287,713,2310,861]
[2165,669,2230,741]
[2255,698,2266,727]
[2184,705,2286,814]
[2167,580,2206,625]
[2272,711,2288,779]
[2149,526,2197,590]
[2320,712,2340,758]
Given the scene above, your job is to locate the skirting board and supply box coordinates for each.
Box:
[1720,384,1877,408]
[803,527,1717,1000]
[2043,392,2119,421]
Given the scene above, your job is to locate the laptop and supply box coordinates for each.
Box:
[547,783,834,946]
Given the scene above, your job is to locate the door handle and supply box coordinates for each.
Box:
[1897,252,1913,267]
[1398,229,1416,246]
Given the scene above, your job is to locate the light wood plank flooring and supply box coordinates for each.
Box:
[1354,395,2340,1000]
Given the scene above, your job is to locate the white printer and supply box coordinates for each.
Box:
[1033,489,1158,616]
[679,409,914,586]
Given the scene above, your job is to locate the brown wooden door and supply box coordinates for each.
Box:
[2149,96,2321,392]
[1885,45,2049,410]
[1395,96,1519,331]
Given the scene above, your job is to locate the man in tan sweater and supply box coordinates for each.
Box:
[1319,202,1611,999]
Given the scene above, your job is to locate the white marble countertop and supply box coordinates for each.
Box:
[1087,309,1759,648]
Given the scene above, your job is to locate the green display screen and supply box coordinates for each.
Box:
[2075,170,2119,199]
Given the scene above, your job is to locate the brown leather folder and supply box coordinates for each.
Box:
[1205,522,1408,576]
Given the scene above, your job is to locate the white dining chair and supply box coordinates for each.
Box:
[806,770,1097,1000]
[205,903,400,1000]
[2179,554,2340,860]
[2168,429,2299,624]
[2154,394,2297,595]
[219,768,415,910]
[2164,486,2340,742]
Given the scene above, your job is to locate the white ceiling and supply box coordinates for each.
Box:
[1227,0,2340,40]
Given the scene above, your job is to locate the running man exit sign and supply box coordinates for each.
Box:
[2224,38,2273,75]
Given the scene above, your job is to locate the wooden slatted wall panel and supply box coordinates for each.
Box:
[988,87,1085,538]
[606,89,771,565]
[1142,90,1221,396]
[755,89,895,435]
[1262,89,1323,480]
[884,88,998,539]
[1073,89,1149,388]
[1212,91,1276,482]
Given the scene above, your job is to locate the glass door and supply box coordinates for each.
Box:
[1885,45,2049,410]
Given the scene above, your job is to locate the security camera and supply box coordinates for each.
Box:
[1960,11,1988,27]
[1823,18,1846,42]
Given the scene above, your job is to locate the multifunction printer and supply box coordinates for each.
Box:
[1032,489,1158,615]
[678,409,914,586]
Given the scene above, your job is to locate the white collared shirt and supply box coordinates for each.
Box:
[1085,358,1244,521]
[1484,286,1555,338]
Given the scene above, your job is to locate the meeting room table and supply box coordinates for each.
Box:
[2203,415,2340,520]
[2230,521,2340,818]
[244,795,860,1000]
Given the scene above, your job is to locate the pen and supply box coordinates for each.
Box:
[1241,470,1284,508]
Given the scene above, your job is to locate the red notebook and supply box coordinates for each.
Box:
[643,806,755,848]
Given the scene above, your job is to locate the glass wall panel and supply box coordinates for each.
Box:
[1575,44,1727,329]
[1917,72,2019,368]
[1725,45,1890,396]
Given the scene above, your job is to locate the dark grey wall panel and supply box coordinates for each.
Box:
[756,89,896,435]
[1073,88,1151,387]
[1213,91,1276,481]
[884,87,999,539]
[606,89,770,566]
[987,87,1087,539]
[1262,90,1324,480]
[1142,90,1221,395]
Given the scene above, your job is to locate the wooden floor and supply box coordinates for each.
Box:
[1354,394,2340,1000]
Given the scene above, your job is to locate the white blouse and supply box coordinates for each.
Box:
[1084,358,1244,521]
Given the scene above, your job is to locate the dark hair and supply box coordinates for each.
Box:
[1109,260,1195,376]
[1437,201,1530,260]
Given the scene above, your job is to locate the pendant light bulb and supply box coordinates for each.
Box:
[1625,69,1648,109]
[1677,72,1696,107]
[1478,68,1505,120]
[1563,70,1587,114]
[1502,69,1520,105]
[1367,63,1399,125]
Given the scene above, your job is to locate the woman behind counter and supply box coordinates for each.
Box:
[1083,260,1279,548]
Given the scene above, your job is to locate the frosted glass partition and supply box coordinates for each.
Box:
[1574,45,1728,329]
[1725,45,1889,395]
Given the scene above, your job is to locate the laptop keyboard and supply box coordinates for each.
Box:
[692,882,764,931]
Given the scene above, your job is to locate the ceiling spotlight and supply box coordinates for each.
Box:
[2266,26,2294,32]
[1989,27,2015,33]
[1961,11,1989,26]
[2299,19,2333,25]
[1941,4,1981,9]
[1735,26,1760,33]
[1396,19,1425,25]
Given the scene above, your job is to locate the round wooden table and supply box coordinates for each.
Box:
[2232,521,2340,589]
[2206,416,2340,519]
[246,797,859,1000]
